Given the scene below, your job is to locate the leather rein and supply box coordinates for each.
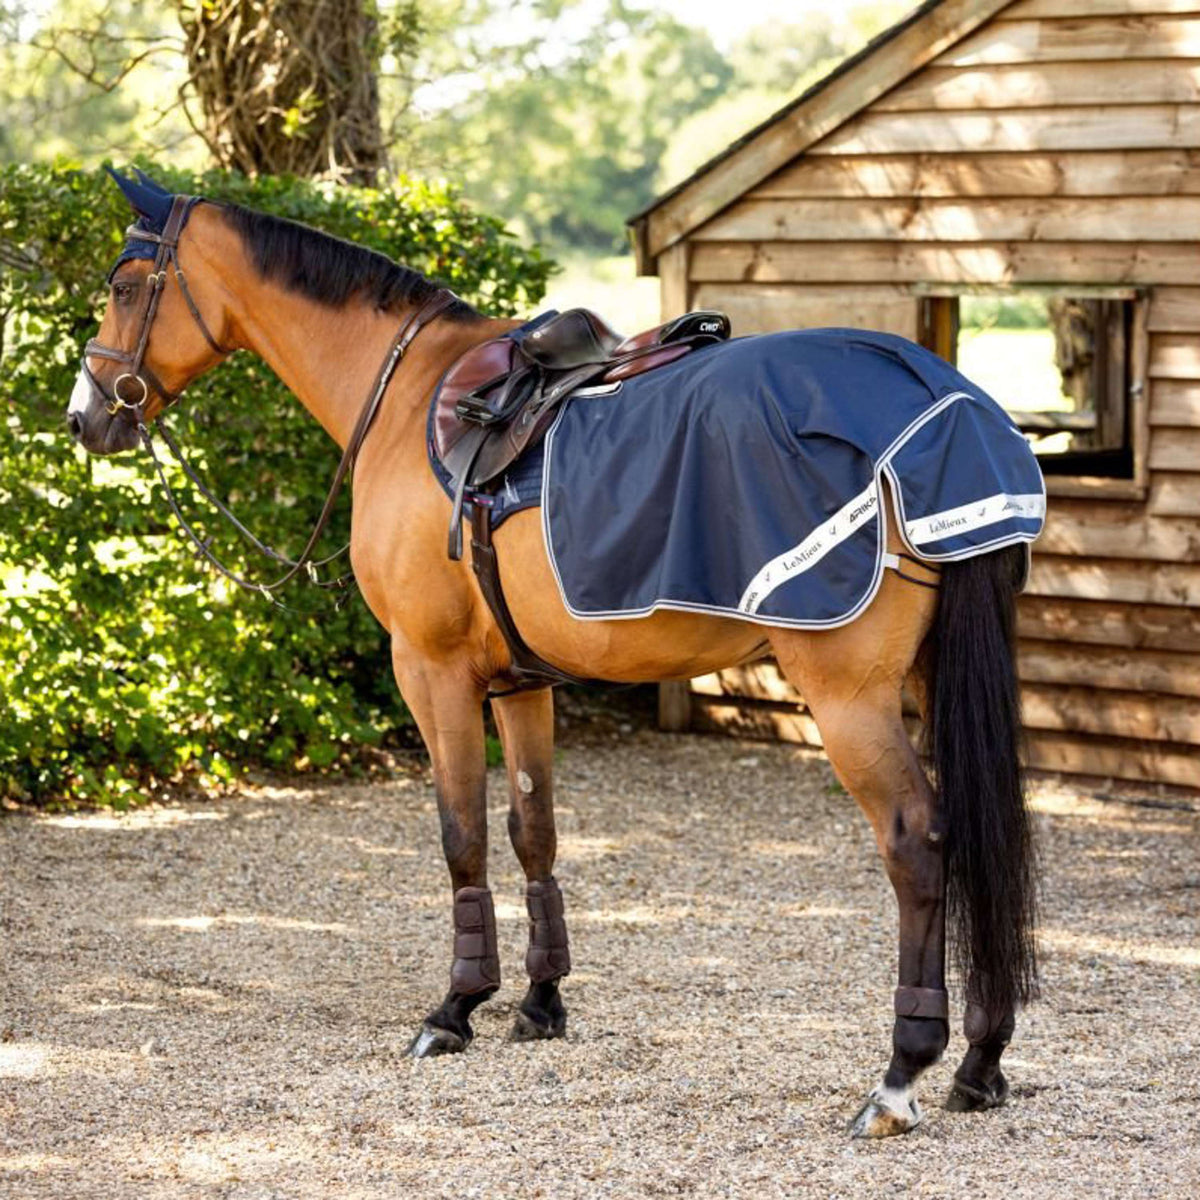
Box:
[85,194,457,608]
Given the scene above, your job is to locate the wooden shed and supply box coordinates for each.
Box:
[629,0,1200,788]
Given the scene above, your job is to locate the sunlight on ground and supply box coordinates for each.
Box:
[1026,789,1195,837]
[576,904,695,926]
[135,914,352,935]
[748,839,821,859]
[0,1043,52,1079]
[776,903,865,920]
[0,1153,73,1173]
[1042,929,1200,969]
[40,809,229,831]
[330,834,419,858]
[557,833,628,860]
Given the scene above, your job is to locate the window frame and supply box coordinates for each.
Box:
[913,284,1151,501]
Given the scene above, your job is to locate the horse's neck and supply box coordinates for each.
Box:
[229,285,417,449]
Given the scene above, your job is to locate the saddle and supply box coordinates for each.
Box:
[433,307,731,560]
[428,305,731,692]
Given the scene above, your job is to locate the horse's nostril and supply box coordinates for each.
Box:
[67,412,83,441]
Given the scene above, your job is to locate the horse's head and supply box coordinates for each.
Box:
[67,167,232,455]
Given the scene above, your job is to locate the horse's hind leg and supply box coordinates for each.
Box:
[491,688,571,1042]
[393,656,500,1058]
[946,997,1015,1112]
[771,573,945,1138]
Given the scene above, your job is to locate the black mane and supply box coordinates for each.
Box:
[219,203,478,320]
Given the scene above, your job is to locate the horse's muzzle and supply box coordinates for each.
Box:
[66,405,140,455]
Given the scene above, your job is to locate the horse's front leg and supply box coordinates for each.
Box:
[394,657,499,1057]
[492,688,571,1042]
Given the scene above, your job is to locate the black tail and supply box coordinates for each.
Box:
[925,546,1039,1015]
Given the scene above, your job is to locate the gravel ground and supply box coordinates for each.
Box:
[2,723,1199,1199]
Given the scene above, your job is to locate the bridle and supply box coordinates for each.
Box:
[83,194,458,606]
[84,195,229,418]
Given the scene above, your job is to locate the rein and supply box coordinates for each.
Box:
[85,192,458,608]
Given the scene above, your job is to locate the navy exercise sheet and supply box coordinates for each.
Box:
[536,328,1045,628]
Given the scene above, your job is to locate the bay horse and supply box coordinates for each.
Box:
[66,173,1039,1138]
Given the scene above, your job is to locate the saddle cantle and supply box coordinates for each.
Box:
[427,305,731,692]
[433,307,731,561]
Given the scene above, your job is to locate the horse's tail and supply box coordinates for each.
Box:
[925,544,1039,1015]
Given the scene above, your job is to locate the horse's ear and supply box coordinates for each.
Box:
[132,167,172,198]
[104,164,174,232]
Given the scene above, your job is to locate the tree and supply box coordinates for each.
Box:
[178,0,405,182]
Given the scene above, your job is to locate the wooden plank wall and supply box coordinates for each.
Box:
[674,0,1200,787]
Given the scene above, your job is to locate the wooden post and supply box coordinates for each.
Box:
[658,681,693,733]
[656,243,694,732]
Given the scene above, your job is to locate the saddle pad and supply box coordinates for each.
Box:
[540,328,1046,628]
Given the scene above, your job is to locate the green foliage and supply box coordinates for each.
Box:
[392,0,733,252]
[961,294,1053,333]
[0,0,187,167]
[0,159,552,804]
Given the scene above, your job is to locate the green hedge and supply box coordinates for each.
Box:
[0,160,553,805]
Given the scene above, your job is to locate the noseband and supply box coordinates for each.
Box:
[84,194,229,417]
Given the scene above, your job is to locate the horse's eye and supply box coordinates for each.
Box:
[113,282,135,304]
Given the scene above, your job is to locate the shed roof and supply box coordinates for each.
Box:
[628,0,1018,274]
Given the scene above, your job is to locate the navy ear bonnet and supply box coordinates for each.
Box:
[105,166,179,282]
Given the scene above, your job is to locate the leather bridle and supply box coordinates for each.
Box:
[83,193,458,606]
[84,195,230,419]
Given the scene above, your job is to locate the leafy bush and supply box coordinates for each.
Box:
[0,160,553,805]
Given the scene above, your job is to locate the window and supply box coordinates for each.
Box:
[918,289,1146,485]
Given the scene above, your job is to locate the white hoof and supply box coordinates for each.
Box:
[849,1084,923,1138]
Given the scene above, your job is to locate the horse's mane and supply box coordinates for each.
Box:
[219,203,479,320]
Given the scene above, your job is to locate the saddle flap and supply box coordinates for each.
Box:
[603,343,690,384]
[434,336,521,460]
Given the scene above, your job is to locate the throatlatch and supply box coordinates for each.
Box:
[525,877,571,983]
[451,886,501,995]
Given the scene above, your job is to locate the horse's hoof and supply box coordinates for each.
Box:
[945,1071,1009,1113]
[849,1085,923,1138]
[509,1007,567,1043]
[406,1022,469,1058]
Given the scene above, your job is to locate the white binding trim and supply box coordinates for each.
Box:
[569,381,623,397]
[906,492,1045,548]
[738,484,877,614]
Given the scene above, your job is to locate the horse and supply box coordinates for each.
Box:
[66,169,1040,1138]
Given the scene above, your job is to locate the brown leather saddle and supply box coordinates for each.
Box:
[429,305,731,691]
